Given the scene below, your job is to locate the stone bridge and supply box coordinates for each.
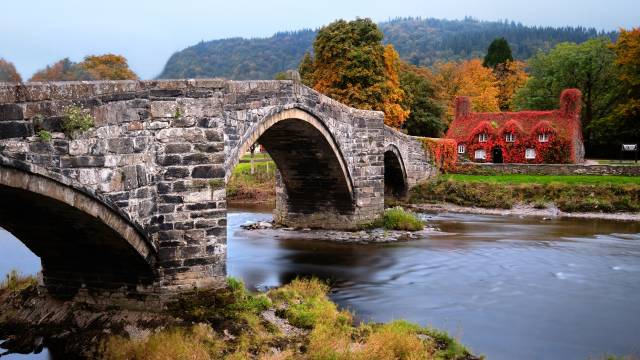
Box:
[0,79,435,304]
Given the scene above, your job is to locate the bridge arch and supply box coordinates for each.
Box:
[227,107,356,223]
[0,163,156,297]
[383,144,408,197]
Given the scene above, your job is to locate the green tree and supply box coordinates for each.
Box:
[300,18,408,128]
[298,52,314,86]
[0,58,22,82]
[399,63,445,137]
[483,37,513,68]
[514,38,621,144]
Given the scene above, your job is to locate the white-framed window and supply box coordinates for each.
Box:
[478,133,488,142]
[538,133,549,143]
[457,144,466,154]
[525,148,536,159]
[474,149,486,160]
[505,133,516,143]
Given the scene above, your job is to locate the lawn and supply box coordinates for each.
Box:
[443,174,640,185]
[227,160,276,202]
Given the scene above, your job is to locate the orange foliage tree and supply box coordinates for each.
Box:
[0,58,22,83]
[299,19,409,128]
[382,45,409,128]
[81,54,138,80]
[30,54,138,81]
[432,59,500,125]
[608,27,640,142]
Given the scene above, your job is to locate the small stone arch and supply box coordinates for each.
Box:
[0,163,156,297]
[226,107,356,219]
[383,144,408,198]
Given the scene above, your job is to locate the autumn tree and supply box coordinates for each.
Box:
[382,45,410,128]
[483,37,513,68]
[432,59,500,125]
[399,63,445,137]
[30,58,92,81]
[0,58,22,83]
[514,38,621,144]
[589,28,640,147]
[298,18,408,128]
[81,54,138,80]
[30,54,138,81]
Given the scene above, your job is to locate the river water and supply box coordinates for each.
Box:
[1,207,639,360]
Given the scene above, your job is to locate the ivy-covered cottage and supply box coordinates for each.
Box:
[446,89,584,164]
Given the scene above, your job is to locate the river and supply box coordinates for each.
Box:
[1,207,639,360]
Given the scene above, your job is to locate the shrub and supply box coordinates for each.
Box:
[36,129,52,142]
[382,207,424,231]
[62,105,94,137]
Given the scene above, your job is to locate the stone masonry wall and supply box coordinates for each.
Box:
[454,162,640,176]
[0,79,422,296]
[0,80,228,295]
[383,126,437,188]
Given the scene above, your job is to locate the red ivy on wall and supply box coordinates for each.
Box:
[446,89,583,164]
[461,119,572,164]
[422,138,457,172]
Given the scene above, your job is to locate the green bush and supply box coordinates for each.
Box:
[36,129,52,142]
[62,105,94,137]
[382,207,424,231]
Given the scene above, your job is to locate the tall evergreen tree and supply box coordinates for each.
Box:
[483,37,514,68]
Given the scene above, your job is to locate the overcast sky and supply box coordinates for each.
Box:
[1,0,638,80]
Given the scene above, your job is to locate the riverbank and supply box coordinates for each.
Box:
[0,277,479,360]
[227,155,276,204]
[408,175,640,220]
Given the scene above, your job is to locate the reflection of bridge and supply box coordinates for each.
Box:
[0,80,435,302]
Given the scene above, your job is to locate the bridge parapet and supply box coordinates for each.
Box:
[0,79,435,300]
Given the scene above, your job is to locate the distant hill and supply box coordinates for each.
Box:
[158,17,616,80]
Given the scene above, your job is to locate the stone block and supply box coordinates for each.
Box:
[150,101,178,118]
[0,121,33,139]
[0,104,24,121]
[60,155,105,168]
[191,165,224,178]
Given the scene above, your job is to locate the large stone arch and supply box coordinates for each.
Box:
[383,144,408,197]
[226,108,356,227]
[0,163,156,298]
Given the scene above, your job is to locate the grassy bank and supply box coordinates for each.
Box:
[410,175,640,213]
[227,154,276,204]
[102,277,477,360]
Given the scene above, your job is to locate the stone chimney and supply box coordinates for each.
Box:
[454,96,471,120]
[559,88,582,118]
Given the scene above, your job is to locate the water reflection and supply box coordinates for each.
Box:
[229,208,640,360]
[2,208,640,360]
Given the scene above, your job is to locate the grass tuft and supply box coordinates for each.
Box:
[102,277,478,360]
[0,269,37,293]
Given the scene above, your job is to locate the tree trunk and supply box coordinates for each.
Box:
[250,145,256,175]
